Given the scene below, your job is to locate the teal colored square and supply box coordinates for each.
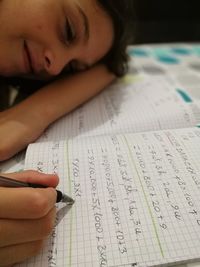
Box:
[193,46,200,56]
[128,48,149,57]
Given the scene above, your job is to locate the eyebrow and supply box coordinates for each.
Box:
[76,4,90,42]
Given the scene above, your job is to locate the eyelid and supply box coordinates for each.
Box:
[65,17,76,45]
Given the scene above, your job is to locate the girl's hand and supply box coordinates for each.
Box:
[0,170,59,266]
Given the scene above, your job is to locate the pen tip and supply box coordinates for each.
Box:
[62,194,75,205]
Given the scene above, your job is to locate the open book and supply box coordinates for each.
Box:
[17,73,200,267]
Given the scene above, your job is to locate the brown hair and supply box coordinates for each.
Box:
[98,0,135,76]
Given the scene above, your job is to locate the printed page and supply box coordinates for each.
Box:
[38,77,200,143]
[19,127,200,267]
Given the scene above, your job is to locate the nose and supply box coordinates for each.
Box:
[43,48,73,76]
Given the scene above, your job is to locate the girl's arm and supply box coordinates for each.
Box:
[0,64,116,161]
[19,64,115,126]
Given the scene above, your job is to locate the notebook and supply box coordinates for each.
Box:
[16,72,200,267]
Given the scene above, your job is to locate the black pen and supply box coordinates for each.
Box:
[0,175,74,204]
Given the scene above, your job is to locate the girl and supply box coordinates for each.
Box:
[0,0,134,265]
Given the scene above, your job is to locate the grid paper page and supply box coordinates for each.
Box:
[37,78,200,143]
[18,127,200,267]
[0,151,25,173]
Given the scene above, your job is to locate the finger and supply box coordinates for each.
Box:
[0,208,56,247]
[1,170,59,187]
[0,187,57,219]
[0,240,44,266]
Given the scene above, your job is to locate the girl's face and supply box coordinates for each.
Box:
[0,0,114,80]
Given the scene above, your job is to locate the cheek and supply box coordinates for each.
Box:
[36,24,43,31]
[33,23,49,38]
[23,20,52,43]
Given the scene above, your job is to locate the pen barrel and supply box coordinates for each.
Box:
[28,182,46,188]
[0,176,29,188]
[0,176,73,204]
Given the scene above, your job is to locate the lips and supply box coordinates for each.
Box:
[23,40,34,73]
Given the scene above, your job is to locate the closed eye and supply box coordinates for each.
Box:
[65,18,76,44]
